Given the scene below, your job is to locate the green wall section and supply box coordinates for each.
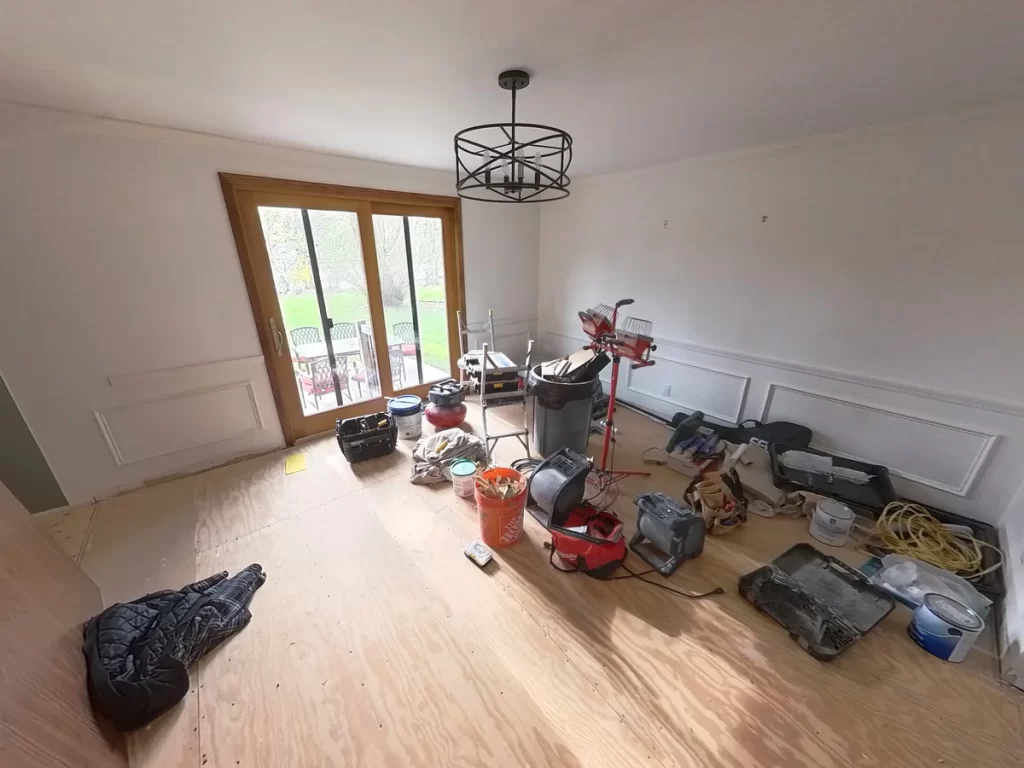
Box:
[0,372,67,512]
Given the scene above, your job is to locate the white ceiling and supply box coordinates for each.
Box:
[2,1,1023,175]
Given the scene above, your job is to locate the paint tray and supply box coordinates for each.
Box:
[769,443,896,513]
[739,543,894,661]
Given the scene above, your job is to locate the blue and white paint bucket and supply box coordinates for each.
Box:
[387,395,423,440]
[908,593,984,663]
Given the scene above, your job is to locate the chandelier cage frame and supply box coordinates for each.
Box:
[454,70,573,203]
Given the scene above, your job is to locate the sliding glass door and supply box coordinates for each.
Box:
[258,205,382,415]
[371,212,453,388]
[220,175,465,442]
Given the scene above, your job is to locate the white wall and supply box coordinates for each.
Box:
[1000,480,1024,688]
[0,103,539,505]
[538,106,1024,526]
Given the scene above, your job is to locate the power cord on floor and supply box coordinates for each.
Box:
[641,446,668,465]
[545,547,724,600]
[510,457,542,479]
[875,501,1003,580]
[613,561,725,600]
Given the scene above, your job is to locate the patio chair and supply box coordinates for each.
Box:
[329,321,358,370]
[289,325,322,377]
[393,322,418,357]
[290,326,322,347]
[351,322,404,397]
[351,322,380,399]
[390,348,406,386]
[296,357,349,411]
[329,322,357,341]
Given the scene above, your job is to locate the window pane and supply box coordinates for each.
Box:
[409,216,450,381]
[258,206,337,415]
[373,214,450,389]
[307,210,381,406]
[259,206,380,416]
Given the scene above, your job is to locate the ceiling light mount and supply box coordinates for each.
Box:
[454,69,572,203]
[497,69,530,91]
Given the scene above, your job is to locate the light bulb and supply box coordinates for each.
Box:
[533,151,542,186]
[516,149,525,183]
[483,149,492,185]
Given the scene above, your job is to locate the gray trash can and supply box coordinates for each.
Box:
[528,366,602,457]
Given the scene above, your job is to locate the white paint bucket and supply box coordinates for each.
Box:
[809,498,855,547]
[450,459,478,498]
[387,395,423,440]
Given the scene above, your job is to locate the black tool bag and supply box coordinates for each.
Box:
[669,411,812,450]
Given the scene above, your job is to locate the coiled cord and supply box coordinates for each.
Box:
[875,501,1003,581]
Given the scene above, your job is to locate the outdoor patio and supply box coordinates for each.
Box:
[296,354,451,415]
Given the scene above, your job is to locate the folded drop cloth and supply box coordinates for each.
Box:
[410,428,487,485]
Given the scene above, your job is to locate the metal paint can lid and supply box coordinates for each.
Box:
[817,499,854,521]
[387,395,423,415]
[923,593,984,631]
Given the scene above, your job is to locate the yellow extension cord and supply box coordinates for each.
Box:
[875,501,1003,581]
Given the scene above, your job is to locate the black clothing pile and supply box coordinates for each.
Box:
[83,564,266,731]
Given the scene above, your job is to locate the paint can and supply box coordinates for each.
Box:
[808,498,855,547]
[908,593,984,663]
[450,459,478,498]
[387,395,423,440]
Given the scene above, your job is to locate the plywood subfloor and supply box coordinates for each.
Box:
[57,403,1023,767]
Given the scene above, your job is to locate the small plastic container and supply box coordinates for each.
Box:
[387,395,423,439]
[474,467,526,548]
[450,459,478,498]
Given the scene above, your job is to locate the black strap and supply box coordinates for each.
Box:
[545,543,578,573]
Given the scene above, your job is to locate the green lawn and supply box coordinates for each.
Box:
[279,291,450,370]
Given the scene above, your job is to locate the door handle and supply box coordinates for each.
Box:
[269,317,284,356]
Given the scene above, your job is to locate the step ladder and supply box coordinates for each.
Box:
[457,310,534,464]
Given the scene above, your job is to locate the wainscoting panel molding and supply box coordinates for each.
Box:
[536,316,1024,418]
[627,356,750,424]
[761,384,998,497]
[95,381,264,466]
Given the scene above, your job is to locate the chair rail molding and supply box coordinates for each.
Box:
[536,316,1024,419]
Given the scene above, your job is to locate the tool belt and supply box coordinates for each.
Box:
[684,468,749,535]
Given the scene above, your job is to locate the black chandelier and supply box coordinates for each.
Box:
[454,70,572,203]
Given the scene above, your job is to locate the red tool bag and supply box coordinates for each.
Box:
[548,505,627,579]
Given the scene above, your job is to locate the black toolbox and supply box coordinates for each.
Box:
[336,412,397,463]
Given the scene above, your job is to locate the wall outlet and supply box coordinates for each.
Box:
[662,384,672,397]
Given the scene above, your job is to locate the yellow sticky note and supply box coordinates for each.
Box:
[285,453,307,475]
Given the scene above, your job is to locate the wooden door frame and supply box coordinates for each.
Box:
[219,173,466,444]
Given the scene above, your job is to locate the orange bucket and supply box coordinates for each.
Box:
[474,467,527,548]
